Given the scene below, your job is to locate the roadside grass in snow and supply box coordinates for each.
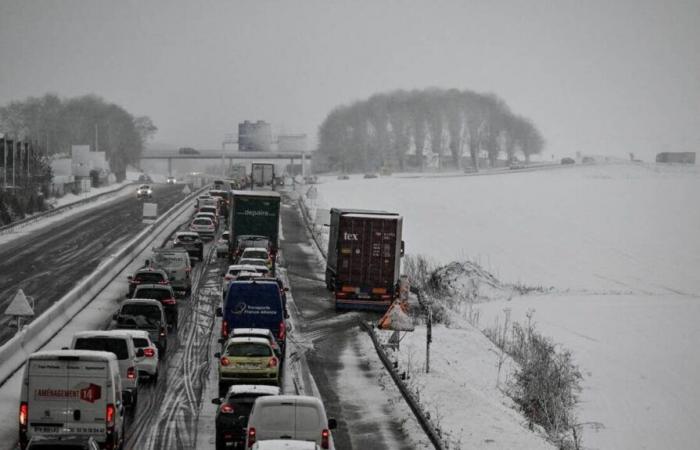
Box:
[405,254,582,449]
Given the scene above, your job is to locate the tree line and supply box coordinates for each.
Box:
[0,93,157,180]
[317,88,544,172]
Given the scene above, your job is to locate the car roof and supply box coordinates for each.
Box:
[231,328,273,336]
[227,264,259,271]
[134,267,168,275]
[29,349,117,362]
[227,384,281,396]
[242,247,269,253]
[73,330,133,340]
[175,231,199,237]
[117,329,150,339]
[226,337,271,346]
[254,395,324,407]
[122,298,164,307]
[192,217,214,223]
[153,247,188,254]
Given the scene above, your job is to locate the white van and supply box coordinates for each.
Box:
[70,330,142,407]
[19,350,125,450]
[246,395,337,449]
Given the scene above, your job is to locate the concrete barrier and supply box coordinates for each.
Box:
[0,185,208,387]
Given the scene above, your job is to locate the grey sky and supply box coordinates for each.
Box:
[1,0,698,160]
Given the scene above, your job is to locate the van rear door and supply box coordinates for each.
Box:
[27,358,70,436]
[255,401,295,440]
[295,402,324,443]
[65,357,108,438]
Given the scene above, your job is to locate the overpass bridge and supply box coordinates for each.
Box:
[138,150,312,177]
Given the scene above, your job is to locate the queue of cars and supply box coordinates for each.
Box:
[18,184,337,450]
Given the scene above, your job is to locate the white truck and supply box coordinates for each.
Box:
[19,350,126,450]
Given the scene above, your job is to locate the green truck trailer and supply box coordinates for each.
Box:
[228,190,281,264]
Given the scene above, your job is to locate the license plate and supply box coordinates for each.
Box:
[32,425,61,433]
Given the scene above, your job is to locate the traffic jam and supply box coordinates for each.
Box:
[16,164,406,450]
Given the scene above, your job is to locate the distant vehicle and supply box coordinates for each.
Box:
[212,384,280,450]
[245,395,337,449]
[229,191,281,265]
[198,204,220,217]
[178,147,199,155]
[195,211,219,228]
[337,174,350,180]
[126,266,170,297]
[509,162,526,170]
[215,337,280,395]
[70,330,142,408]
[582,156,595,164]
[25,435,101,450]
[136,184,153,199]
[227,328,283,360]
[362,173,378,179]
[119,329,160,381]
[190,216,217,240]
[221,264,261,299]
[304,175,319,184]
[166,176,177,184]
[239,247,273,269]
[216,230,230,258]
[213,179,226,190]
[173,231,204,261]
[233,235,273,262]
[561,157,576,165]
[216,280,287,354]
[251,163,275,189]
[131,284,178,328]
[112,298,168,353]
[151,247,192,295]
[238,258,271,273]
[19,350,125,450]
[326,209,404,311]
[138,174,153,183]
[209,190,231,218]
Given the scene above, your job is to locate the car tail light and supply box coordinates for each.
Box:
[160,327,166,337]
[106,403,115,426]
[220,356,230,366]
[159,280,170,285]
[247,427,256,447]
[224,274,234,281]
[321,429,330,449]
[162,298,176,305]
[144,348,155,357]
[130,279,141,285]
[278,321,286,341]
[19,402,27,428]
[381,294,392,299]
[127,367,136,380]
[267,357,278,368]
[220,403,234,414]
[221,321,228,338]
[185,267,192,273]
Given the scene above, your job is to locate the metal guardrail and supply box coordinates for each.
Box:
[0,184,208,387]
[0,182,136,235]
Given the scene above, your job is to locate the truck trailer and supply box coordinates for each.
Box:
[228,190,281,264]
[251,163,275,190]
[325,208,404,311]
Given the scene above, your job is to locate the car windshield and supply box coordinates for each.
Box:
[135,288,171,301]
[177,235,199,242]
[132,338,150,348]
[119,305,162,323]
[243,250,268,260]
[74,337,128,360]
[226,343,271,357]
[135,272,165,283]
[239,259,266,267]
[200,207,216,214]
[154,253,186,266]
[193,218,212,225]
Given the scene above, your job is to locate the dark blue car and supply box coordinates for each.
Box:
[217,280,287,354]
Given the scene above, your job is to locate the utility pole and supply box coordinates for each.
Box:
[2,138,6,188]
[12,136,16,187]
[94,123,99,152]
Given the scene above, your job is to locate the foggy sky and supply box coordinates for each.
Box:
[1,0,698,160]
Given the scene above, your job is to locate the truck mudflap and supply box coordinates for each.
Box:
[334,298,393,312]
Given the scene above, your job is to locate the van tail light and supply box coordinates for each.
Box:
[220,356,230,366]
[224,274,234,281]
[267,357,278,368]
[247,427,256,447]
[106,403,115,426]
[144,348,155,358]
[220,403,234,414]
[127,367,136,380]
[321,429,330,449]
[162,298,176,305]
[19,402,28,429]
[278,321,286,341]
[221,321,228,338]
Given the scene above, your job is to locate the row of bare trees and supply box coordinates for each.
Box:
[0,93,157,180]
[318,88,544,172]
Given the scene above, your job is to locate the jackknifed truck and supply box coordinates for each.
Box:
[325,208,404,311]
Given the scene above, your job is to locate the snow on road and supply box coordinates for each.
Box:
[315,163,700,449]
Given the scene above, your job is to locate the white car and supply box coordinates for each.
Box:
[136,184,153,199]
[221,264,261,299]
[120,329,160,381]
[237,258,271,273]
[70,330,142,408]
[228,328,282,359]
[189,216,216,240]
[240,247,273,269]
[195,211,219,227]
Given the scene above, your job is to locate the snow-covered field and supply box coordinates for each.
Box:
[312,163,700,450]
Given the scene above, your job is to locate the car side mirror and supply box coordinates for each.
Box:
[328,418,337,430]
[214,352,221,358]
[136,349,145,358]
[215,307,223,317]
[211,398,222,405]
[127,275,133,281]
[283,287,289,292]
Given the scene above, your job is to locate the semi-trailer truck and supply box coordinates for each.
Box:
[228,190,281,265]
[325,208,404,311]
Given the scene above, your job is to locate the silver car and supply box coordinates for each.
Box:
[151,247,192,295]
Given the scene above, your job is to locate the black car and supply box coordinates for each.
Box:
[212,385,280,450]
[127,267,171,297]
[132,284,179,328]
[173,231,204,261]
